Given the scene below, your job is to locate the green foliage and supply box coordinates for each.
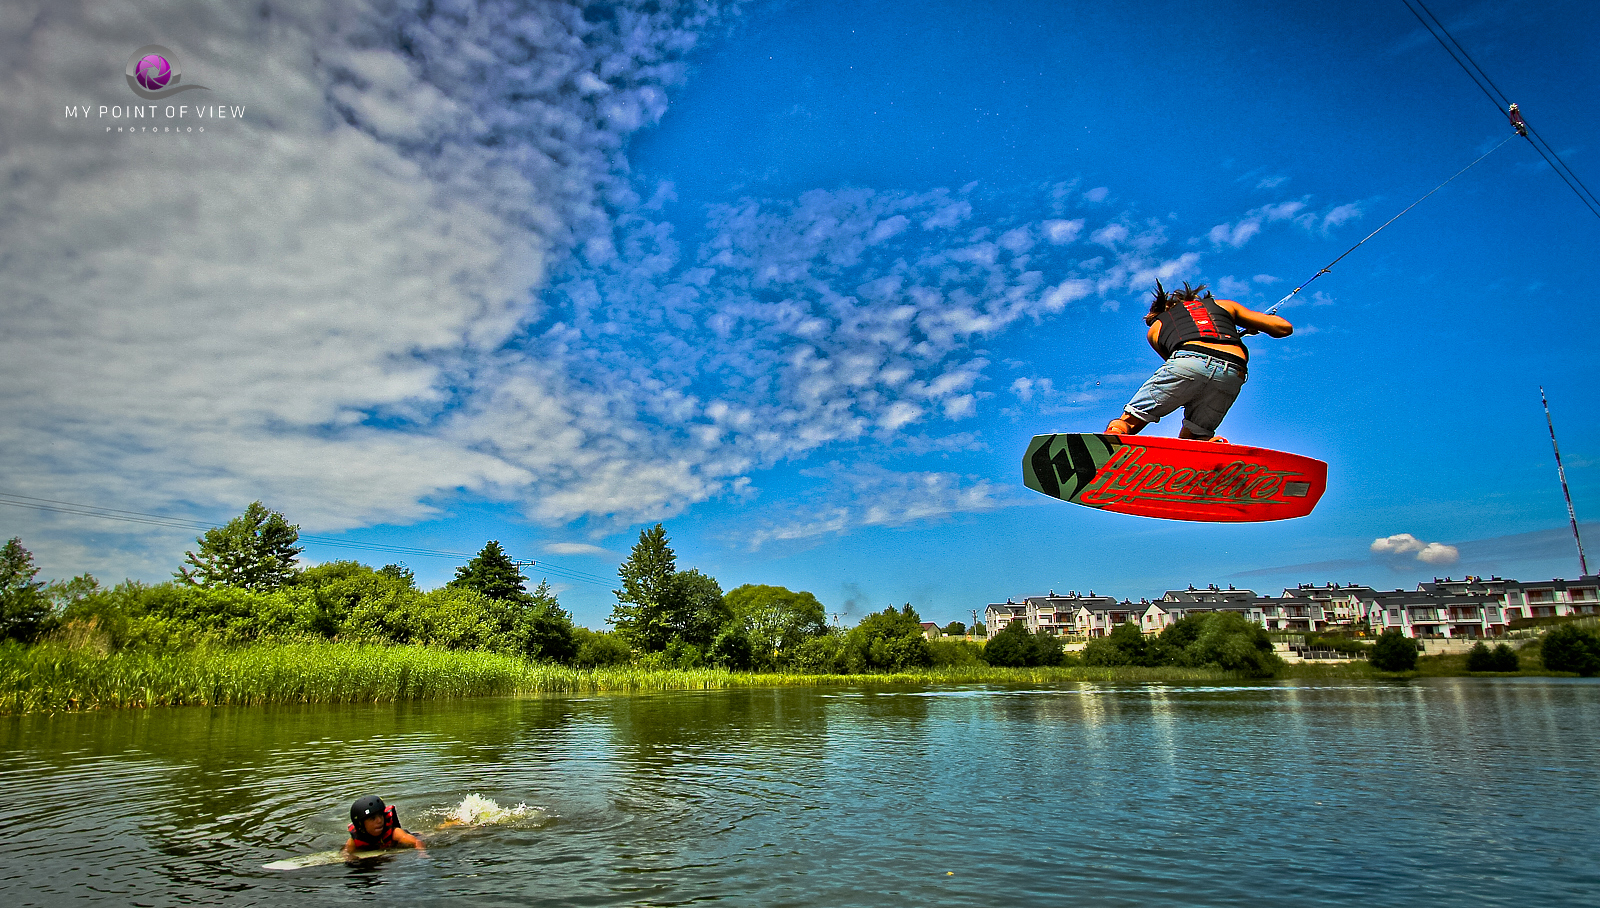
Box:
[785,632,847,674]
[708,623,755,670]
[611,524,677,651]
[0,538,50,642]
[1466,641,1521,673]
[571,627,633,668]
[293,560,415,638]
[1079,613,1280,677]
[1169,612,1279,676]
[1084,621,1163,667]
[1304,634,1374,656]
[843,604,932,672]
[343,582,576,662]
[609,525,730,655]
[176,502,303,590]
[1371,629,1420,672]
[447,541,528,602]
[983,620,1066,667]
[942,621,967,637]
[929,638,986,667]
[1539,625,1600,676]
[724,583,828,667]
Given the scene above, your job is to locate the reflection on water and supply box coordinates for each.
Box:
[2,680,1598,906]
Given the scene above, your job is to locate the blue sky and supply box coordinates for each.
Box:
[3,0,1597,629]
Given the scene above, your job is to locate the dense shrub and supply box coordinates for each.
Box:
[1371,629,1420,672]
[983,621,1065,667]
[571,627,633,668]
[1539,625,1600,676]
[1172,612,1279,676]
[1084,622,1162,667]
[1466,641,1520,673]
[929,638,986,667]
[785,633,846,674]
[1079,613,1280,677]
[842,605,932,672]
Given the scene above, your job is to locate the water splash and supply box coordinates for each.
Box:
[432,794,546,828]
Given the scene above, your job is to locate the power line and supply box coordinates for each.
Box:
[1403,0,1600,219]
[0,490,615,586]
[1267,133,1515,314]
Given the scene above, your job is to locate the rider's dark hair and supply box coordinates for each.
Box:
[1147,280,1212,324]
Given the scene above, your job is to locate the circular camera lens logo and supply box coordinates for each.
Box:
[135,53,173,91]
[125,44,209,100]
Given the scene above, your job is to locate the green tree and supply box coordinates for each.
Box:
[1466,641,1520,672]
[0,537,50,642]
[508,580,579,663]
[724,584,828,666]
[609,525,730,655]
[446,543,577,662]
[572,627,633,668]
[981,619,1035,667]
[294,560,417,638]
[1371,628,1420,672]
[1173,612,1278,676]
[943,620,967,637]
[844,604,931,672]
[1489,642,1520,672]
[1085,621,1163,667]
[610,524,678,651]
[1540,625,1600,676]
[176,502,303,590]
[708,623,755,670]
[786,631,846,673]
[448,541,529,601]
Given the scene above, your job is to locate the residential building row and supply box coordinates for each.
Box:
[984,575,1600,640]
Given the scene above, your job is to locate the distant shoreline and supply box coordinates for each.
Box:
[0,640,1571,715]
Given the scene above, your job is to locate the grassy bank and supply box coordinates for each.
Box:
[1279,649,1556,680]
[0,641,1245,714]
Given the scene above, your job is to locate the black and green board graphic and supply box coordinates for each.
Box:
[1023,433,1327,522]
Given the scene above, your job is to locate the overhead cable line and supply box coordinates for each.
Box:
[1402,0,1600,219]
[0,490,614,586]
[1266,133,1516,314]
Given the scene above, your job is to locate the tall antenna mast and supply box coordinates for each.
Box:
[1541,387,1590,576]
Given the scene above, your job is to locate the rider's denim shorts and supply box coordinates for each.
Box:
[1123,350,1247,439]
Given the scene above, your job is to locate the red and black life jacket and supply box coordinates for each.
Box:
[1155,297,1246,360]
[348,804,401,848]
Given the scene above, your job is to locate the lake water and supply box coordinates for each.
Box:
[2,679,1598,906]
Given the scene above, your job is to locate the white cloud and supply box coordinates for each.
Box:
[740,465,1010,550]
[3,0,1342,575]
[1371,533,1460,565]
[1,0,734,574]
[1323,203,1363,230]
[1042,218,1084,244]
[1416,543,1460,565]
[544,542,613,557]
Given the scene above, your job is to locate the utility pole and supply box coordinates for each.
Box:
[1542,387,1590,576]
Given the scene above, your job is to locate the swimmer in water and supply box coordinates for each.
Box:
[344,795,425,854]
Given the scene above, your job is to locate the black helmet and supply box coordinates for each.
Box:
[350,795,386,824]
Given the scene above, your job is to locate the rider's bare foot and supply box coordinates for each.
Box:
[1209,436,1229,444]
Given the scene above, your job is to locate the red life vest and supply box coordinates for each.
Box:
[348,804,401,848]
[1155,297,1246,360]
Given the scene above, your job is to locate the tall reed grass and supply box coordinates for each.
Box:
[0,640,1244,714]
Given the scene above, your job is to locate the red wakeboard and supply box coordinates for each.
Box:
[1023,433,1327,522]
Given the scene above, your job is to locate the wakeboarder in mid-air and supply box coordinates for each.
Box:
[1104,280,1293,443]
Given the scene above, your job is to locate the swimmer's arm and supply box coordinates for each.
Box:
[393,828,425,850]
[342,837,364,855]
